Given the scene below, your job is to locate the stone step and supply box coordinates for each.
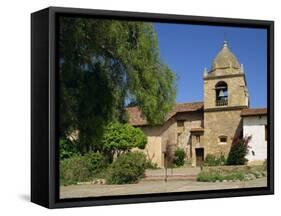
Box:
[145,168,201,177]
[142,174,198,181]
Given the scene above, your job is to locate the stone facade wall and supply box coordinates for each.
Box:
[139,112,203,168]
[176,112,203,160]
[203,68,248,161]
[203,109,243,158]
[139,108,245,167]
[204,74,248,109]
[208,67,242,77]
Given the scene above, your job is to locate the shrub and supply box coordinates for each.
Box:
[146,160,159,169]
[145,150,159,169]
[227,135,252,165]
[218,154,226,165]
[102,122,147,161]
[196,165,265,182]
[60,152,108,185]
[204,153,226,166]
[60,155,91,186]
[173,148,186,167]
[204,154,217,166]
[197,171,221,182]
[59,138,80,160]
[106,152,147,184]
[85,152,109,177]
[197,168,245,182]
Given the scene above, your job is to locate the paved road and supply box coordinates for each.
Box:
[60,177,267,199]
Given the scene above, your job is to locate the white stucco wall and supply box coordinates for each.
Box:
[243,115,267,162]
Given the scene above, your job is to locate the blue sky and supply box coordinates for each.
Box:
[153,23,267,108]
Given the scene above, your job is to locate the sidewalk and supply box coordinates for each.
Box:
[60,177,267,199]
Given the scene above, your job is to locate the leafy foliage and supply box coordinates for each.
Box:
[106,152,147,184]
[227,135,252,165]
[60,152,108,185]
[145,159,159,169]
[173,148,186,167]
[197,165,265,182]
[59,17,176,153]
[59,138,80,160]
[85,152,109,176]
[204,153,226,166]
[101,122,147,160]
[197,169,245,182]
[60,155,92,186]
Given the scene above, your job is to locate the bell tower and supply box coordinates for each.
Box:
[202,41,249,158]
[204,41,249,109]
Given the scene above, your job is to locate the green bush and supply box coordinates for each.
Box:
[197,168,245,182]
[204,154,217,166]
[196,165,265,182]
[145,151,159,169]
[173,148,186,167]
[60,152,108,185]
[60,155,91,185]
[218,154,226,165]
[227,135,252,165]
[146,160,159,169]
[85,152,109,176]
[106,152,147,184]
[59,138,80,160]
[204,154,226,166]
[102,122,147,161]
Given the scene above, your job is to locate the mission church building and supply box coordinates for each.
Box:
[127,41,267,167]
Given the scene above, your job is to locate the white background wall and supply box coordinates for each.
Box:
[243,116,267,161]
[0,0,279,215]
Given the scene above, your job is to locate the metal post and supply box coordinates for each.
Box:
[164,153,167,182]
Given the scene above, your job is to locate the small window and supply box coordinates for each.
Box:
[218,136,227,144]
[265,125,268,141]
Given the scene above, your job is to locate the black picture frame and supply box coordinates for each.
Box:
[31,6,274,209]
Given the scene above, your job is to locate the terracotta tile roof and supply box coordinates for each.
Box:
[241,108,267,117]
[125,106,148,126]
[126,102,203,126]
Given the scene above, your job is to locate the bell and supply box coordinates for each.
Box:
[219,89,224,97]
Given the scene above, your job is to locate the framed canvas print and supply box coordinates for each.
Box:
[31,6,274,208]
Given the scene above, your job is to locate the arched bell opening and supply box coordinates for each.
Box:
[215,81,228,106]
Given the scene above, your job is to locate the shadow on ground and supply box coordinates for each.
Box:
[19,194,30,202]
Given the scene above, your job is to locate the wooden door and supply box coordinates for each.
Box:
[196,148,204,167]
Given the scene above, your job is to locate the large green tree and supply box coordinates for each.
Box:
[59,17,176,153]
